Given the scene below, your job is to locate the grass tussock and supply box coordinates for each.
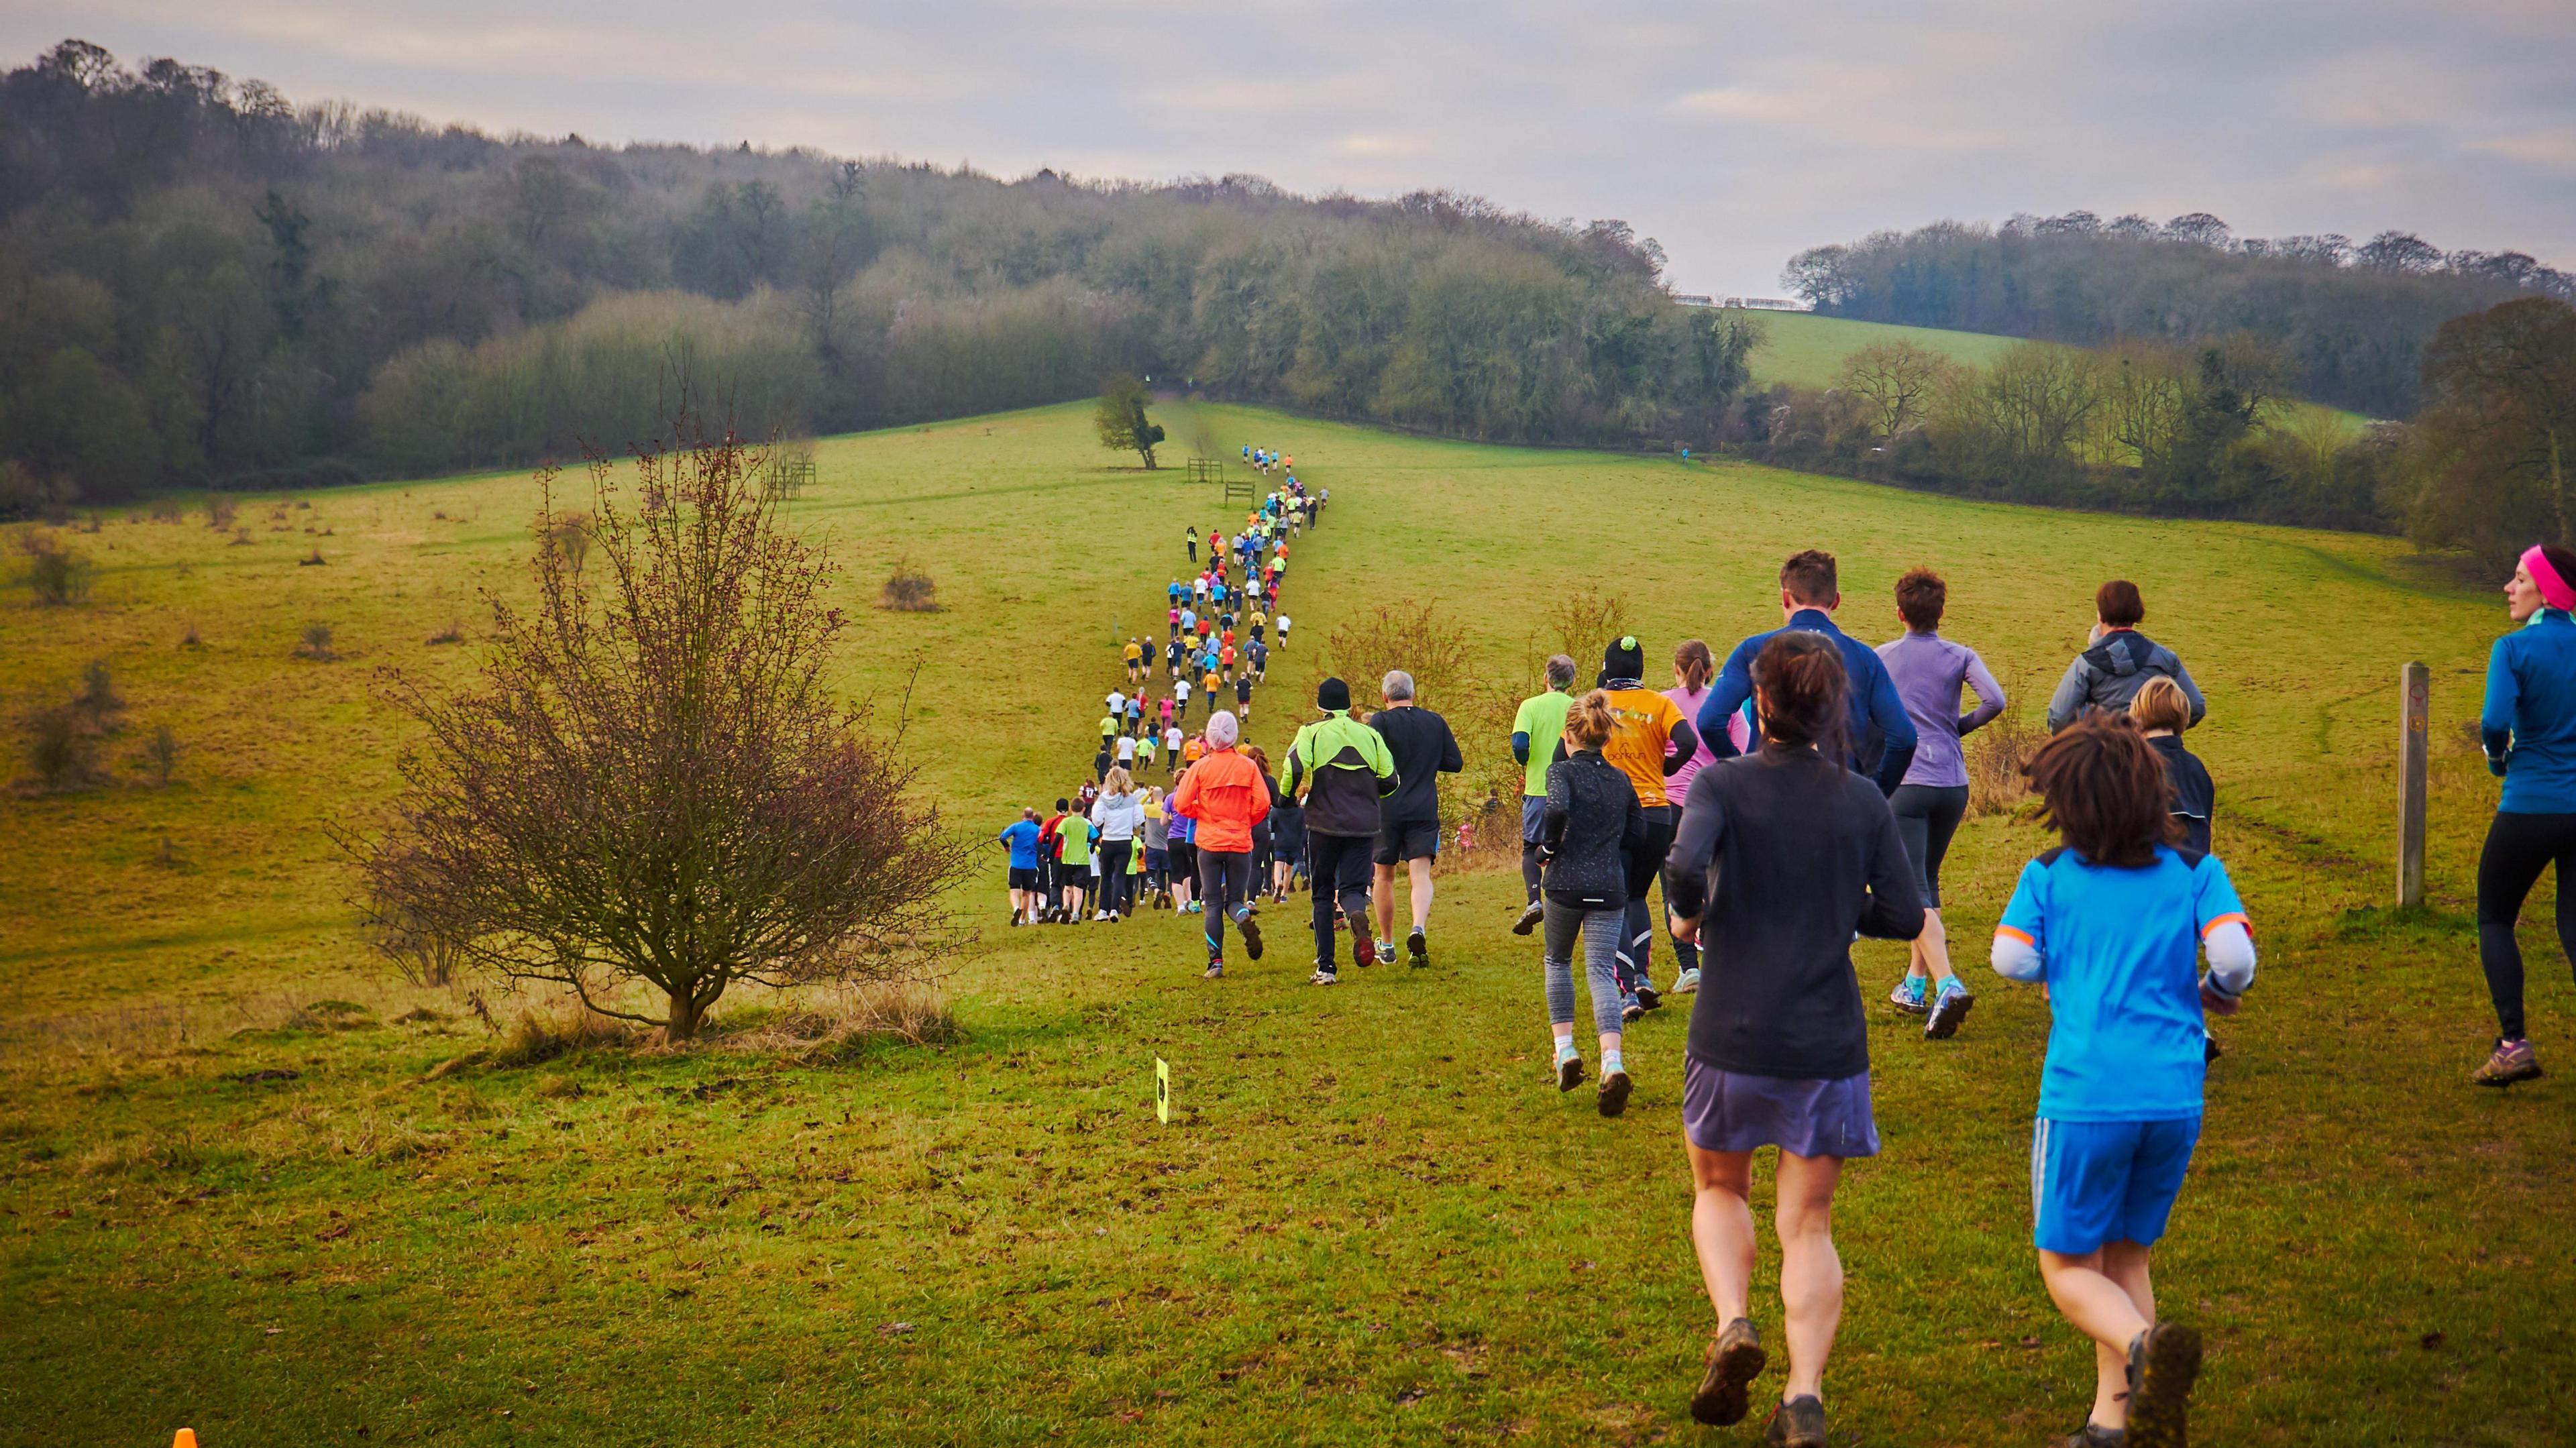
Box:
[713,983,959,1061]
[1966,671,2049,818]
[880,559,939,612]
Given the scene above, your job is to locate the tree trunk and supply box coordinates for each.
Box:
[1138,445,1158,470]
[666,988,702,1042]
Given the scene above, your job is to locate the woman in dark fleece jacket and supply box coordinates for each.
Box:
[1665,631,1924,1445]
[1538,689,1648,1116]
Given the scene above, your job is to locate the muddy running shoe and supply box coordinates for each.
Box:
[1204,960,1224,981]
[1238,909,1265,961]
[1621,996,1644,1025]
[2124,1322,2202,1448]
[1556,1050,1585,1092]
[1925,979,1976,1040]
[1512,900,1546,936]
[1407,928,1429,967]
[1597,1070,1631,1117]
[1309,965,1339,987]
[1635,981,1661,1012]
[1671,967,1701,995]
[1690,1318,1768,1427]
[1888,975,1930,1015]
[2473,1038,2542,1087]
[2047,1423,2125,1448]
[1352,926,1378,968]
[1762,1393,1827,1447]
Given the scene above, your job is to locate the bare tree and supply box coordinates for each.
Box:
[339,423,974,1041]
[1837,341,1962,444]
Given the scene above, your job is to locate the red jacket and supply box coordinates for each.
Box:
[1169,748,1269,852]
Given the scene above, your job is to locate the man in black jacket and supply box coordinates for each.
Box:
[1370,669,1465,965]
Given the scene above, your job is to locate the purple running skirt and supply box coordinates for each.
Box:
[1682,1056,1880,1158]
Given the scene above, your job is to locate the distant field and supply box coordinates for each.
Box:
[1740,309,2375,433]
[1,403,2565,1446]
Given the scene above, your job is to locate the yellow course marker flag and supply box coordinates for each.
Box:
[1155,1057,1171,1124]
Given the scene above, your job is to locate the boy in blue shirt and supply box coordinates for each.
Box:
[1991,715,2256,1448]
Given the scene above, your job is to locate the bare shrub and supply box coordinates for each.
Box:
[339,423,978,1043]
[205,499,236,530]
[148,498,183,523]
[24,706,101,790]
[541,510,591,573]
[295,623,335,661]
[227,528,251,547]
[425,620,464,646]
[299,547,327,566]
[880,558,938,612]
[144,725,178,787]
[1544,585,1633,681]
[1966,670,2049,817]
[1322,598,1474,706]
[76,661,123,726]
[180,620,203,649]
[16,534,94,606]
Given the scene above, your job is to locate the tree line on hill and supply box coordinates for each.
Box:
[1723,294,2576,564]
[1783,213,2573,418]
[0,38,1756,515]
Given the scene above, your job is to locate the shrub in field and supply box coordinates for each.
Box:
[144,725,178,787]
[1321,598,1474,706]
[16,534,93,606]
[540,510,591,573]
[425,620,463,646]
[295,623,335,661]
[23,705,101,791]
[205,499,235,530]
[299,547,326,566]
[76,661,123,727]
[339,423,975,1042]
[179,620,202,648]
[148,498,182,523]
[1544,585,1633,681]
[879,559,938,611]
[1966,673,2047,816]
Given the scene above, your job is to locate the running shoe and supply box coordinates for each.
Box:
[1762,1394,1827,1448]
[1925,979,1976,1040]
[1690,1318,1767,1427]
[1309,966,1339,986]
[1352,926,1377,968]
[2123,1322,2202,1448]
[1407,928,1429,967]
[1621,997,1644,1024]
[1597,1070,1631,1118]
[1556,1052,1585,1091]
[1671,967,1701,995]
[1888,975,1930,1015]
[1095,910,1112,922]
[1009,913,1024,928]
[1204,960,1224,980]
[2473,1038,2542,1087]
[1635,981,1661,1012]
[1511,900,1546,936]
[1238,909,1265,961]
[2047,1425,2126,1448]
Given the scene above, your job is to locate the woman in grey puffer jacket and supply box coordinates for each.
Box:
[1540,690,1648,1116]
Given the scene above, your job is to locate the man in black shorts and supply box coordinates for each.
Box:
[1368,669,1463,966]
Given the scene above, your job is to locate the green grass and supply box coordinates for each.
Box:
[3,403,2568,1446]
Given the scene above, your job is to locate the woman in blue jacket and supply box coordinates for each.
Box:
[2474,542,2576,1086]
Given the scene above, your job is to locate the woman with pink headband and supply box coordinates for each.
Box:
[2472,541,2576,1086]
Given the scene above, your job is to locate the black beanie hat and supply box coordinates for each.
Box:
[1602,634,1645,682]
[1317,677,1351,712]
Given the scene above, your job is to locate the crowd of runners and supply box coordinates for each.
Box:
[983,454,2576,1446]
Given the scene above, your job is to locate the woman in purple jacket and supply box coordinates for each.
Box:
[1875,568,2006,1041]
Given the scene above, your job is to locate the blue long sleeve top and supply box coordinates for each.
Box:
[2483,610,2576,814]
[1698,608,1919,795]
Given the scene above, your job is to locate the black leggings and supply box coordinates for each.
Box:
[1619,806,1676,992]
[1197,849,1255,960]
[2477,810,2576,1040]
[1890,783,1970,910]
[1308,832,1375,968]
[1096,840,1134,914]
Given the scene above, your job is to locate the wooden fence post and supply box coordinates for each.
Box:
[2399,661,2429,908]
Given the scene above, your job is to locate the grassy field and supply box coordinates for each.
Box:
[3,402,2569,1446]
[1740,310,2026,390]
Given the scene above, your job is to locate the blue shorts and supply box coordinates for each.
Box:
[2030,1115,2200,1256]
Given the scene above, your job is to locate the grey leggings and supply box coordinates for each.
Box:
[1543,898,1627,1038]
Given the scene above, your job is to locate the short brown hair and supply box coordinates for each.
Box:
[2096,579,2145,628]
[2129,677,2190,733]
[1566,689,1615,750]
[1752,632,1848,753]
[1895,567,1947,632]
[1780,549,1839,606]
[2023,713,2178,868]
[1674,638,1715,691]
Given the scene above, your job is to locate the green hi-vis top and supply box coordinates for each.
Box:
[1285,711,1398,838]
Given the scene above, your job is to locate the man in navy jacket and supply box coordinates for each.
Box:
[1697,549,1918,795]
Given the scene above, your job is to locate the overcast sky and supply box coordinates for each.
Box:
[14,1,2575,293]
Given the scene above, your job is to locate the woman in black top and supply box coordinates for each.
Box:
[1538,691,1648,1116]
[1666,632,1923,1443]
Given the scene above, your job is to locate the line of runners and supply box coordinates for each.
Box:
[1000,471,2282,1443]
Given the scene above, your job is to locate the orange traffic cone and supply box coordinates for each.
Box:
[174,1433,198,1448]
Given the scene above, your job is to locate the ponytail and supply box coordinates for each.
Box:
[1674,638,1715,691]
